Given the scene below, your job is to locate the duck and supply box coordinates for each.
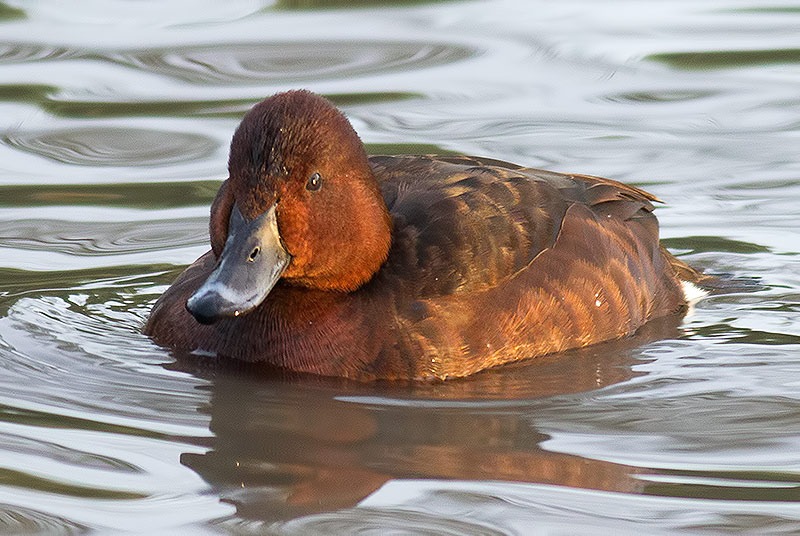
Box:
[145,89,707,381]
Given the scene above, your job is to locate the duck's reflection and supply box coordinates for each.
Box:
[176,314,682,521]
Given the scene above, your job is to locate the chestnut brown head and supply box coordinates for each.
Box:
[187,90,392,324]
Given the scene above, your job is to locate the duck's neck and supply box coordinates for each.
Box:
[284,174,392,293]
[346,178,393,288]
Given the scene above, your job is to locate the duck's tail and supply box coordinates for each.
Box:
[663,247,715,285]
[662,245,756,303]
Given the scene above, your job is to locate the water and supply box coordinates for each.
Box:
[1,0,799,533]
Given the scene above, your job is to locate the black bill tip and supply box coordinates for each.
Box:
[185,291,237,325]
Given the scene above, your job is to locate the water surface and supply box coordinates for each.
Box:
[1,0,799,533]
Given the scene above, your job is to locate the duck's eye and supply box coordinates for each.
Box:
[248,247,260,262]
[306,172,322,192]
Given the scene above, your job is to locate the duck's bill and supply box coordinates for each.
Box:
[186,203,290,325]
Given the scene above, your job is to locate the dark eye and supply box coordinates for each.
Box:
[306,172,322,192]
[248,247,260,262]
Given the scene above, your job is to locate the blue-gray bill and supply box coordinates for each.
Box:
[186,204,289,325]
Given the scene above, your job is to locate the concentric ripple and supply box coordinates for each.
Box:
[0,504,86,535]
[272,508,506,536]
[0,218,207,258]
[105,41,476,85]
[2,127,219,167]
[0,259,207,426]
[0,43,78,64]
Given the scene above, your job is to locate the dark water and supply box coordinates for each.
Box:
[1,0,799,533]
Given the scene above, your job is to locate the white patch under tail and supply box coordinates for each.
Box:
[681,280,709,318]
[681,281,709,304]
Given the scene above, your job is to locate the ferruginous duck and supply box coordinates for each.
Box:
[145,90,707,381]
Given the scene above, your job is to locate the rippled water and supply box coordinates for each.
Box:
[1,0,799,533]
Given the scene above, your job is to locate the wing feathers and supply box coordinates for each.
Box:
[370,155,665,297]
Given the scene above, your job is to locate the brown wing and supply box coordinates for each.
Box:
[390,200,685,380]
[368,155,662,296]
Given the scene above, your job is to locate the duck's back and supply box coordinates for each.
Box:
[363,155,687,378]
[371,155,667,293]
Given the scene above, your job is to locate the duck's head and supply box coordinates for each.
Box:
[186,90,392,325]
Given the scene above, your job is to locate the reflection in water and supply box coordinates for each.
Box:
[649,48,800,70]
[178,316,682,522]
[0,180,221,209]
[274,0,461,8]
[41,91,419,119]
